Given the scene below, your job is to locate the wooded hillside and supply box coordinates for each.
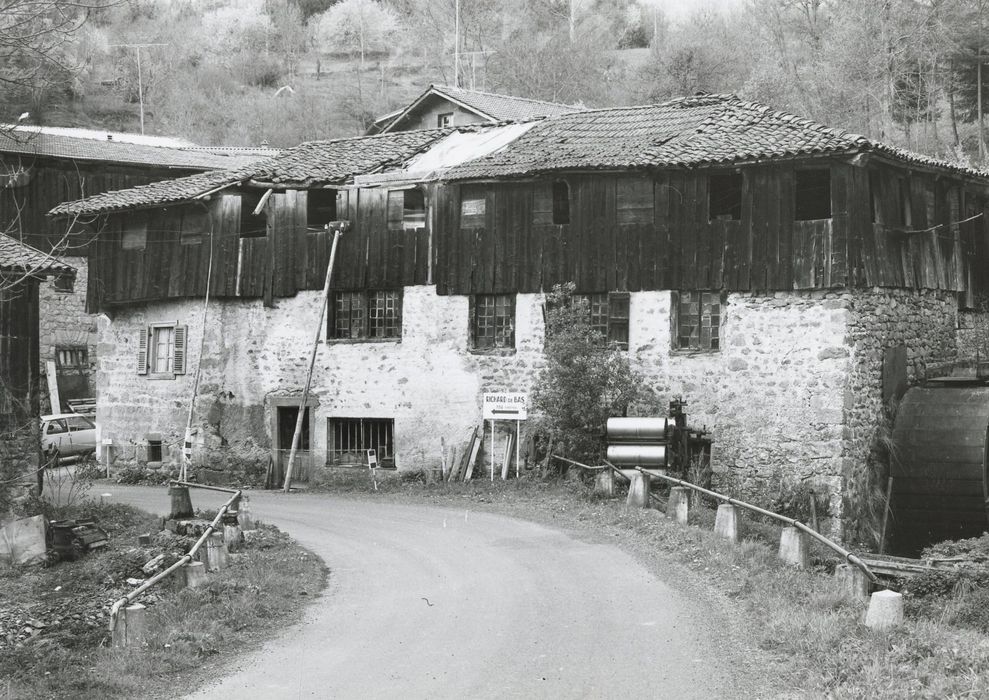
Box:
[2,0,989,165]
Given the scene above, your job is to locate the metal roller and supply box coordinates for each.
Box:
[606,444,667,467]
[606,417,672,442]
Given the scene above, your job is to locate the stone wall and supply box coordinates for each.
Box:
[96,286,545,481]
[38,255,96,413]
[841,288,959,544]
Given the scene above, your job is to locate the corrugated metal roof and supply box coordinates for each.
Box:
[0,128,271,170]
[0,233,75,275]
[442,94,989,180]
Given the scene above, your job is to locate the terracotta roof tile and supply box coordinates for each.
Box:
[0,233,75,275]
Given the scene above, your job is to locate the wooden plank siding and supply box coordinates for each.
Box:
[87,161,988,312]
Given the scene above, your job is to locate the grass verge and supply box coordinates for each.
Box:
[310,469,989,699]
[1,501,327,700]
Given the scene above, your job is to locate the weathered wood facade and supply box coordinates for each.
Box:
[86,156,989,311]
[0,155,202,252]
[0,278,40,431]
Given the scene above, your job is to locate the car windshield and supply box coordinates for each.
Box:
[65,416,95,431]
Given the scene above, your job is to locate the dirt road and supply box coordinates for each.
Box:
[109,486,739,699]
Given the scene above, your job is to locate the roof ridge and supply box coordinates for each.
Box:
[430,83,581,109]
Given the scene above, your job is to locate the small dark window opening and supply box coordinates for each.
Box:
[181,208,209,245]
[437,112,453,128]
[53,271,74,293]
[709,172,742,221]
[899,177,912,228]
[147,438,163,463]
[403,189,425,229]
[307,189,338,231]
[794,169,831,221]
[240,192,268,238]
[552,180,570,225]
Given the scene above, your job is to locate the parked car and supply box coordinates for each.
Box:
[41,413,96,458]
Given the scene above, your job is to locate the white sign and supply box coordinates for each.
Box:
[483,392,528,420]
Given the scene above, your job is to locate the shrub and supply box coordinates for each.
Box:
[531,283,640,472]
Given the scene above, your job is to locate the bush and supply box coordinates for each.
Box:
[530,283,640,472]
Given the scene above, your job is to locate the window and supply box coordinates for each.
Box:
[460,186,486,228]
[329,417,395,467]
[307,189,338,231]
[388,188,426,230]
[552,180,570,225]
[52,271,74,293]
[437,112,453,128]
[55,347,87,369]
[471,294,515,350]
[674,291,722,352]
[709,172,742,221]
[240,192,268,238]
[794,169,831,221]
[122,217,147,250]
[46,419,68,435]
[617,177,654,224]
[181,208,209,245]
[147,437,163,463]
[573,292,630,349]
[328,290,402,340]
[65,415,94,432]
[138,323,187,377]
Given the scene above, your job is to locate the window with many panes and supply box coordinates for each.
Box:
[137,323,187,377]
[572,292,630,349]
[674,291,722,351]
[329,290,402,340]
[471,294,515,350]
[329,417,395,467]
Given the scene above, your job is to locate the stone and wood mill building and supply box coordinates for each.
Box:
[0,125,275,413]
[49,94,989,542]
[0,233,74,501]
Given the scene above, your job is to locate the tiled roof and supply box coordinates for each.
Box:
[50,129,455,217]
[375,84,582,133]
[429,85,582,122]
[0,129,271,170]
[442,94,989,180]
[0,233,75,275]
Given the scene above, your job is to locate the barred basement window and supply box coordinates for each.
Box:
[572,292,630,349]
[55,347,87,369]
[674,291,722,352]
[329,417,395,467]
[328,290,402,340]
[471,294,515,350]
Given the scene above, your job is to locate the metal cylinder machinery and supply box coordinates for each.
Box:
[605,417,673,444]
[606,444,668,467]
[890,379,989,555]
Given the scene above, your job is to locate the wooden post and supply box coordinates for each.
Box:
[879,476,894,555]
[489,420,494,482]
[168,484,194,519]
[223,523,243,552]
[515,420,520,479]
[284,225,344,492]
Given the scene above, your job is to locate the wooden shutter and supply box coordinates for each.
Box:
[172,325,188,375]
[387,190,404,230]
[137,327,149,375]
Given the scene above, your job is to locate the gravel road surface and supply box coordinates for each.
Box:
[108,485,739,700]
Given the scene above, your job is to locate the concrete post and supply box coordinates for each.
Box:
[111,603,147,648]
[168,484,194,520]
[666,486,689,524]
[865,589,903,630]
[626,472,651,508]
[713,503,739,543]
[835,563,871,599]
[593,468,615,497]
[223,524,243,553]
[778,526,809,568]
[184,560,207,588]
[238,497,255,530]
[200,532,229,571]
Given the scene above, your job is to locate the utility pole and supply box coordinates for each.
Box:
[109,43,167,135]
[454,0,460,88]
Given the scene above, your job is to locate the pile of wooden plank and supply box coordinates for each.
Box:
[444,426,482,482]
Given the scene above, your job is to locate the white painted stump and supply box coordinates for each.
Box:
[626,473,651,508]
[865,589,903,630]
[666,486,689,524]
[111,603,147,648]
[593,469,615,497]
[778,526,809,568]
[835,563,871,599]
[714,504,739,543]
[184,560,207,588]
